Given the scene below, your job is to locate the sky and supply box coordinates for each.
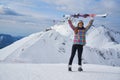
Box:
[0,0,120,36]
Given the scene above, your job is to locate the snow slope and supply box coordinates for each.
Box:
[86,25,120,49]
[0,64,120,80]
[0,23,120,66]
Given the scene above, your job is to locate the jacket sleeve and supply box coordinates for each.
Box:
[68,20,75,30]
[85,19,94,32]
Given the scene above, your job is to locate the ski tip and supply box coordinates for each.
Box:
[104,13,108,17]
[101,13,108,18]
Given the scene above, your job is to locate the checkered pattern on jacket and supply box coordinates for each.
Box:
[68,19,94,45]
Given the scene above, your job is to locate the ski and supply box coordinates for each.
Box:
[95,13,108,18]
[63,13,108,18]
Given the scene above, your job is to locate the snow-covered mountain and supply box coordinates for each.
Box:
[0,23,120,66]
[0,34,22,49]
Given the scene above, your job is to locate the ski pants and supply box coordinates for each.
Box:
[68,44,83,66]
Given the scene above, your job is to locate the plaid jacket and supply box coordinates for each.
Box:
[68,19,94,45]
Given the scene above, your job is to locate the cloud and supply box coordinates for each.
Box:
[0,5,23,16]
[0,5,34,25]
[0,0,120,36]
[0,4,51,25]
[42,0,120,14]
[42,0,120,28]
[0,2,53,36]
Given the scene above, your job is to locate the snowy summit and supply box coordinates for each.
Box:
[0,23,120,66]
[0,22,120,80]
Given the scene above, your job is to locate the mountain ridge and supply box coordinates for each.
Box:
[0,34,23,49]
[0,23,120,66]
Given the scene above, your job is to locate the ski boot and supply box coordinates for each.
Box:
[68,65,72,71]
[78,66,83,72]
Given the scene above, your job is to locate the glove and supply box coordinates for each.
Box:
[90,14,95,20]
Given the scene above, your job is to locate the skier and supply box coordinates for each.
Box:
[68,15,95,71]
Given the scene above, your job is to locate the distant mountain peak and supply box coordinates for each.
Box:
[0,34,23,49]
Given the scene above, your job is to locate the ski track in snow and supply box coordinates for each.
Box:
[0,64,120,80]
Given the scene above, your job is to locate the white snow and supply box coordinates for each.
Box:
[86,26,120,49]
[0,21,120,80]
[0,32,44,61]
[0,23,120,66]
[0,64,119,80]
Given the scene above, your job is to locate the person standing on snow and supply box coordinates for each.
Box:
[68,15,95,71]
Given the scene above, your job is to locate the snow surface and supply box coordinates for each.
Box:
[0,23,120,66]
[0,22,120,80]
[0,64,120,80]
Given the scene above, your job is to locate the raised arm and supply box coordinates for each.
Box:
[85,19,94,32]
[68,20,75,30]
